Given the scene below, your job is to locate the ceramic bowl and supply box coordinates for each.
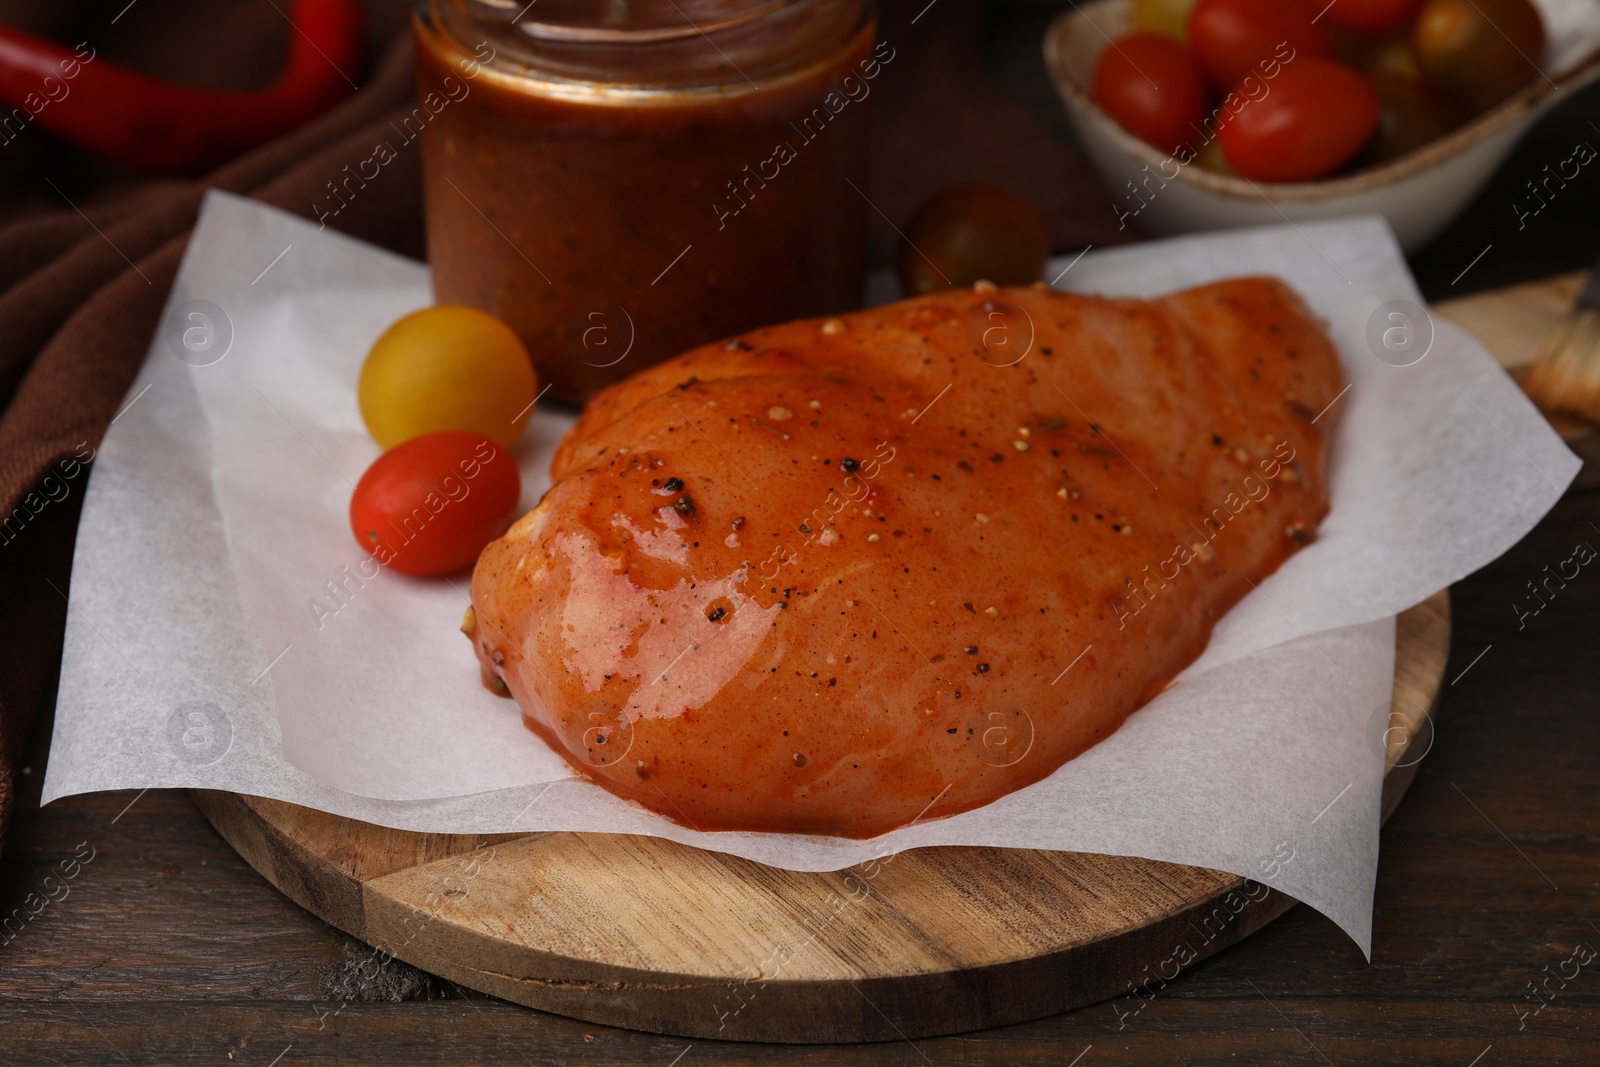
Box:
[1044,0,1600,251]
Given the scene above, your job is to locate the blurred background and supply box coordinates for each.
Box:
[3,0,1594,299]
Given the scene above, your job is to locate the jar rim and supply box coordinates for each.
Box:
[418,0,875,99]
[513,0,794,44]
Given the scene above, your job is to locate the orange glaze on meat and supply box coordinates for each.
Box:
[466,277,1342,837]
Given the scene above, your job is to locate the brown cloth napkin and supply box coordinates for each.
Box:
[0,17,429,849]
[0,0,1125,854]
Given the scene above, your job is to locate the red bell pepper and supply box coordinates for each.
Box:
[0,0,363,175]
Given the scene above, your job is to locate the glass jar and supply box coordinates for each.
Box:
[414,0,880,402]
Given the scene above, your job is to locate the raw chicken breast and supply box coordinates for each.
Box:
[466,278,1341,836]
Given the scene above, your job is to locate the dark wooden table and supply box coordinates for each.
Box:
[5,2,1600,1063]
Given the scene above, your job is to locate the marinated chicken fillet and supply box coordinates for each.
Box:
[466,278,1341,836]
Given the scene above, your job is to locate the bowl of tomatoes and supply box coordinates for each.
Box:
[1045,0,1600,250]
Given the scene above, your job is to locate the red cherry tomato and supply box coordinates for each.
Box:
[1322,0,1424,34]
[1092,32,1212,156]
[1216,57,1379,182]
[350,431,521,576]
[1187,0,1330,91]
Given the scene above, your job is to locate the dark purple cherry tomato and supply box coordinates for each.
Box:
[897,185,1050,296]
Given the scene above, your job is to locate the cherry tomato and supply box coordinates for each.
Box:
[1331,28,1425,81]
[358,306,539,451]
[350,431,521,577]
[897,185,1049,296]
[1131,0,1198,41]
[1216,57,1379,182]
[1321,0,1423,34]
[1361,72,1458,165]
[1187,0,1330,91]
[1414,0,1545,112]
[1192,137,1236,175]
[1093,33,1212,157]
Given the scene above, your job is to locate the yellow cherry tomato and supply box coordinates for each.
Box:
[1132,0,1198,41]
[1192,137,1235,176]
[358,306,539,450]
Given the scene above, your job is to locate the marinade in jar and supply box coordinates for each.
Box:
[415,0,881,401]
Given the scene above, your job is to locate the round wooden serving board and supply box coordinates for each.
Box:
[193,591,1449,1044]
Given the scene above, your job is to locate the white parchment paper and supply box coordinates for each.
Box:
[44,191,1578,952]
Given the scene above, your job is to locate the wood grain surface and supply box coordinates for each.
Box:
[173,591,1448,1044]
